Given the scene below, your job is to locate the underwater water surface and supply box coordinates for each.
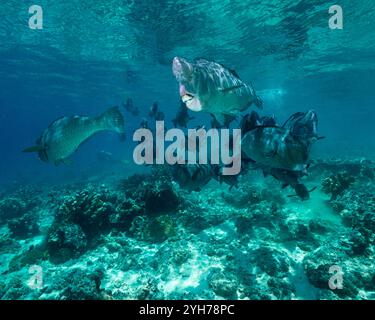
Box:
[0,0,374,300]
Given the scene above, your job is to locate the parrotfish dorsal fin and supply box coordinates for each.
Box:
[22,145,44,153]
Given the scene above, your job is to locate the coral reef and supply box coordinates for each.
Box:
[311,158,375,181]
[302,235,375,299]
[46,223,88,263]
[0,197,37,223]
[120,168,180,215]
[7,213,39,239]
[253,246,290,278]
[0,157,374,300]
[8,245,47,272]
[0,276,36,300]
[321,172,355,200]
[55,189,114,238]
[129,215,177,243]
[57,268,104,300]
[207,269,239,299]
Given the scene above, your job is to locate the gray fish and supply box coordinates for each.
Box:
[172,162,239,191]
[23,106,125,165]
[241,110,319,171]
[262,167,311,200]
[281,110,323,143]
[240,111,276,135]
[172,163,214,191]
[172,57,262,126]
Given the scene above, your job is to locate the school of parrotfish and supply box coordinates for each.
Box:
[23,57,323,200]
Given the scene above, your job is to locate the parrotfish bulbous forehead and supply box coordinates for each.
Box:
[172,56,193,82]
[172,56,204,112]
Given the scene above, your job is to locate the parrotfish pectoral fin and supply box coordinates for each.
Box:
[22,145,44,153]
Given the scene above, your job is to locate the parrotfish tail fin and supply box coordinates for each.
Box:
[100,106,126,141]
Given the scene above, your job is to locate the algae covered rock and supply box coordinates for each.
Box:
[302,240,364,299]
[329,188,375,250]
[235,202,285,240]
[7,213,39,239]
[207,268,239,299]
[143,183,180,214]
[321,172,355,200]
[253,246,290,278]
[8,245,48,272]
[46,223,87,264]
[52,268,104,300]
[154,240,192,271]
[44,188,118,263]
[0,233,20,254]
[267,278,296,299]
[119,170,180,215]
[109,198,144,231]
[0,197,37,224]
[56,189,114,238]
[129,214,177,243]
[0,276,34,300]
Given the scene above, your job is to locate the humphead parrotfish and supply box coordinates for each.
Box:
[171,162,239,192]
[241,110,320,171]
[172,57,262,126]
[23,106,125,165]
[262,166,313,200]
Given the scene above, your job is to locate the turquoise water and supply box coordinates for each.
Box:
[0,1,374,300]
